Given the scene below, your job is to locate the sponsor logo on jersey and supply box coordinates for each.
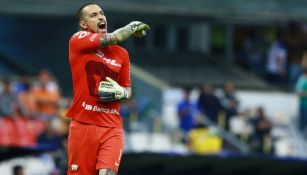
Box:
[82,102,93,110]
[82,102,120,115]
[95,50,122,67]
[95,50,105,58]
[103,59,121,67]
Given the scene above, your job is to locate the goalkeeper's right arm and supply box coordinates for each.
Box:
[100,21,150,47]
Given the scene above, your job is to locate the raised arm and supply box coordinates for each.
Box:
[100,21,150,47]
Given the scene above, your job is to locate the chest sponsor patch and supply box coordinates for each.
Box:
[95,50,122,67]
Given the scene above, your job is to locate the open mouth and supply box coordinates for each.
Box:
[98,22,106,30]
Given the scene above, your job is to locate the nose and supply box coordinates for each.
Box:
[98,13,104,20]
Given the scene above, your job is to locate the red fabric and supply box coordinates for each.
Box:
[0,118,14,146]
[0,117,46,147]
[67,120,123,175]
[66,31,131,128]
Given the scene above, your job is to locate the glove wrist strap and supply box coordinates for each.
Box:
[121,88,128,101]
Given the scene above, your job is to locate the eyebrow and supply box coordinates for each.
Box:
[89,11,104,16]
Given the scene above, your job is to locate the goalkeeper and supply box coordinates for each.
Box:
[65,3,149,175]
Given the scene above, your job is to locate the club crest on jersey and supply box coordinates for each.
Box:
[71,164,78,172]
[95,50,122,67]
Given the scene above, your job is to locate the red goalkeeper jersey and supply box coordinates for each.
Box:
[66,31,131,128]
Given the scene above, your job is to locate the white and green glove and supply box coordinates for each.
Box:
[110,21,150,45]
[98,77,128,101]
[126,21,150,37]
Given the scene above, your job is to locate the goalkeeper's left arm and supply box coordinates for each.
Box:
[100,21,150,47]
[98,77,132,101]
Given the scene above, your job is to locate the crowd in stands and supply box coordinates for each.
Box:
[175,63,307,155]
[0,69,69,175]
[236,22,307,87]
[0,69,300,157]
[176,82,275,155]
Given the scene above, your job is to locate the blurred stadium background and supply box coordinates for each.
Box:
[1,0,307,174]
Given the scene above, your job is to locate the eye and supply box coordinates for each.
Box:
[100,11,104,16]
[90,13,97,17]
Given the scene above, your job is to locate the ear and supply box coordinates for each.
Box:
[79,20,87,30]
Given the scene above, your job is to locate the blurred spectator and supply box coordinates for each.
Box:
[17,80,37,118]
[0,79,20,118]
[284,22,307,84]
[220,82,239,130]
[37,121,62,150]
[53,136,68,175]
[249,107,273,154]
[57,98,72,135]
[177,87,198,141]
[136,97,160,132]
[31,70,61,119]
[295,52,307,134]
[32,82,60,119]
[240,29,264,74]
[265,30,288,84]
[197,83,223,124]
[14,75,31,94]
[13,165,24,175]
[37,69,60,93]
[120,98,138,132]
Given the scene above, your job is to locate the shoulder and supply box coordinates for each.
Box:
[70,31,89,40]
[69,31,86,46]
[110,45,128,54]
[109,45,129,59]
[69,31,99,43]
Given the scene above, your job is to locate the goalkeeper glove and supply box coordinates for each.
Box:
[126,21,150,37]
[98,77,128,101]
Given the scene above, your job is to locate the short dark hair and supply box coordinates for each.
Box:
[77,3,97,21]
[13,165,23,175]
